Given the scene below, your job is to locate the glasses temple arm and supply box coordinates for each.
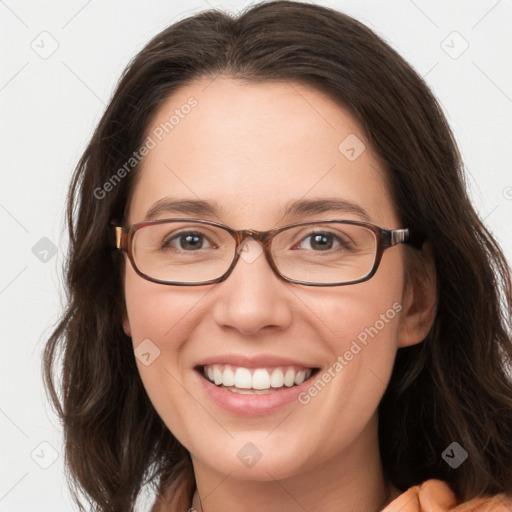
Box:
[388,228,425,249]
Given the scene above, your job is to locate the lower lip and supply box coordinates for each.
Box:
[195,368,318,416]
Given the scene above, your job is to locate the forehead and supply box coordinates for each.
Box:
[126,77,397,229]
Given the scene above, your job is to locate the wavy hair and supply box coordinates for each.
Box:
[43,1,512,510]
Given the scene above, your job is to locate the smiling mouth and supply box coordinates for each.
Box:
[196,364,320,394]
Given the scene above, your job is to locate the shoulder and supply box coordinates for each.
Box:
[381,479,512,512]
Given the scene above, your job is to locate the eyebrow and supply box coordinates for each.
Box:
[143,197,372,223]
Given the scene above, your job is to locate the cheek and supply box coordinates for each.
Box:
[123,260,209,343]
[300,251,405,409]
[290,288,403,460]
[123,273,211,444]
[314,283,403,393]
[308,251,405,358]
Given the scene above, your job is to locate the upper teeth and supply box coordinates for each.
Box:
[203,364,313,390]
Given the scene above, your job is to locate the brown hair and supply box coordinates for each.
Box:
[43,1,512,510]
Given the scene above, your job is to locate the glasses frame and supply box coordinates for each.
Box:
[112,217,424,287]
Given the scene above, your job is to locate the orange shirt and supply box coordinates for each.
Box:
[382,479,512,512]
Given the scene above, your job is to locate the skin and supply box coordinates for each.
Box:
[121,77,436,512]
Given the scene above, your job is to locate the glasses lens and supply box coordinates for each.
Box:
[272,222,377,284]
[132,221,235,283]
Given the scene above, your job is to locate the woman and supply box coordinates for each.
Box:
[43,1,512,511]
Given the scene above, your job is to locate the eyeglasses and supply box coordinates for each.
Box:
[112,218,424,286]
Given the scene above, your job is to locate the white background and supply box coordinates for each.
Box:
[1,0,511,510]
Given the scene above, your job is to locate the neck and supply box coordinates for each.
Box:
[189,413,401,512]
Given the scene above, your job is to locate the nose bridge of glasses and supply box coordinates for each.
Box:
[226,228,280,283]
[233,228,272,248]
[229,229,276,272]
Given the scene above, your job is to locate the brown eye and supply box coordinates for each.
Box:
[162,231,214,251]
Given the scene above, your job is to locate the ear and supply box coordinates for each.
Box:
[116,261,132,337]
[118,298,132,337]
[122,313,132,338]
[398,245,437,348]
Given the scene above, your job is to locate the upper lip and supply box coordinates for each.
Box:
[195,353,318,369]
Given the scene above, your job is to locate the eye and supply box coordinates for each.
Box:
[295,231,352,252]
[162,230,217,251]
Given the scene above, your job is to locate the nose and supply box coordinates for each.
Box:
[210,237,292,336]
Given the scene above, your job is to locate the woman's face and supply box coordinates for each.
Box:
[122,77,423,482]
